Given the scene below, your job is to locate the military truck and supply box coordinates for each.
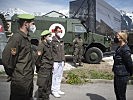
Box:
[11,14,111,64]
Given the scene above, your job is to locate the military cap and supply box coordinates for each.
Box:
[17,14,35,19]
[41,30,51,36]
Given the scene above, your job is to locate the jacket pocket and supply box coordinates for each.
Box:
[37,74,48,86]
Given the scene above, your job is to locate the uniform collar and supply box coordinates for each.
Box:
[18,30,31,41]
[42,41,51,47]
[18,30,30,38]
[53,36,63,42]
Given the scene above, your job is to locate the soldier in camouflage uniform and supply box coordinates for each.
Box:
[35,30,53,100]
[73,34,83,67]
[2,14,36,100]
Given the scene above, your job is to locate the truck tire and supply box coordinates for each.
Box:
[85,47,103,64]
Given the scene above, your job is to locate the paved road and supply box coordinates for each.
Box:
[0,78,133,100]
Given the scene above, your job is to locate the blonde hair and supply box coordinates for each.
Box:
[118,31,128,43]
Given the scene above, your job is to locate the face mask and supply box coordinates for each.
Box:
[56,32,62,38]
[114,37,119,43]
[29,25,36,33]
[46,36,52,42]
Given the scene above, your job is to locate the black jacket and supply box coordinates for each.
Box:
[113,44,133,76]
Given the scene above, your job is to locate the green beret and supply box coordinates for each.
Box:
[17,14,35,19]
[41,30,51,36]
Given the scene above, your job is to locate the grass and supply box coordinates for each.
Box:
[0,71,5,75]
[63,67,113,85]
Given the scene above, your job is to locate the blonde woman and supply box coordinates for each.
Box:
[113,31,133,100]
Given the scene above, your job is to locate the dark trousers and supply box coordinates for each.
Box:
[10,79,33,100]
[114,76,129,100]
[37,68,52,100]
[10,95,31,100]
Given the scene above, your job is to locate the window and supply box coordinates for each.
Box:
[74,25,86,33]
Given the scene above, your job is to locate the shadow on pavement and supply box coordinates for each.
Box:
[86,93,106,100]
[129,76,133,84]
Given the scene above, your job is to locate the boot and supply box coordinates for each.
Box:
[79,62,83,67]
[73,62,77,67]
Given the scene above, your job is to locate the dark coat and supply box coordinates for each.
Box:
[36,41,53,70]
[113,44,133,76]
[2,30,34,98]
[2,30,34,79]
[36,41,53,93]
[52,36,65,62]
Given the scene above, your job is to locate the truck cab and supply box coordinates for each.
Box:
[11,15,111,64]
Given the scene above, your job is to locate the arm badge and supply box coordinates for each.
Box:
[11,48,16,55]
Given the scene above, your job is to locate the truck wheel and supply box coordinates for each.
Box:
[85,47,103,64]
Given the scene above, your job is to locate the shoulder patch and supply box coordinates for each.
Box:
[11,48,16,55]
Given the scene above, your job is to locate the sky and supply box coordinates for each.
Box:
[105,0,133,13]
[0,0,133,14]
[0,0,70,13]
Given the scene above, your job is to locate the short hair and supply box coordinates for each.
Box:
[18,19,33,27]
[54,26,61,32]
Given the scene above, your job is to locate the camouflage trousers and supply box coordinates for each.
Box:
[73,47,83,65]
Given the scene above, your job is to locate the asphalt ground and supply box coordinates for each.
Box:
[0,78,133,100]
[0,55,133,100]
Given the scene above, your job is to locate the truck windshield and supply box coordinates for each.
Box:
[74,25,86,33]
